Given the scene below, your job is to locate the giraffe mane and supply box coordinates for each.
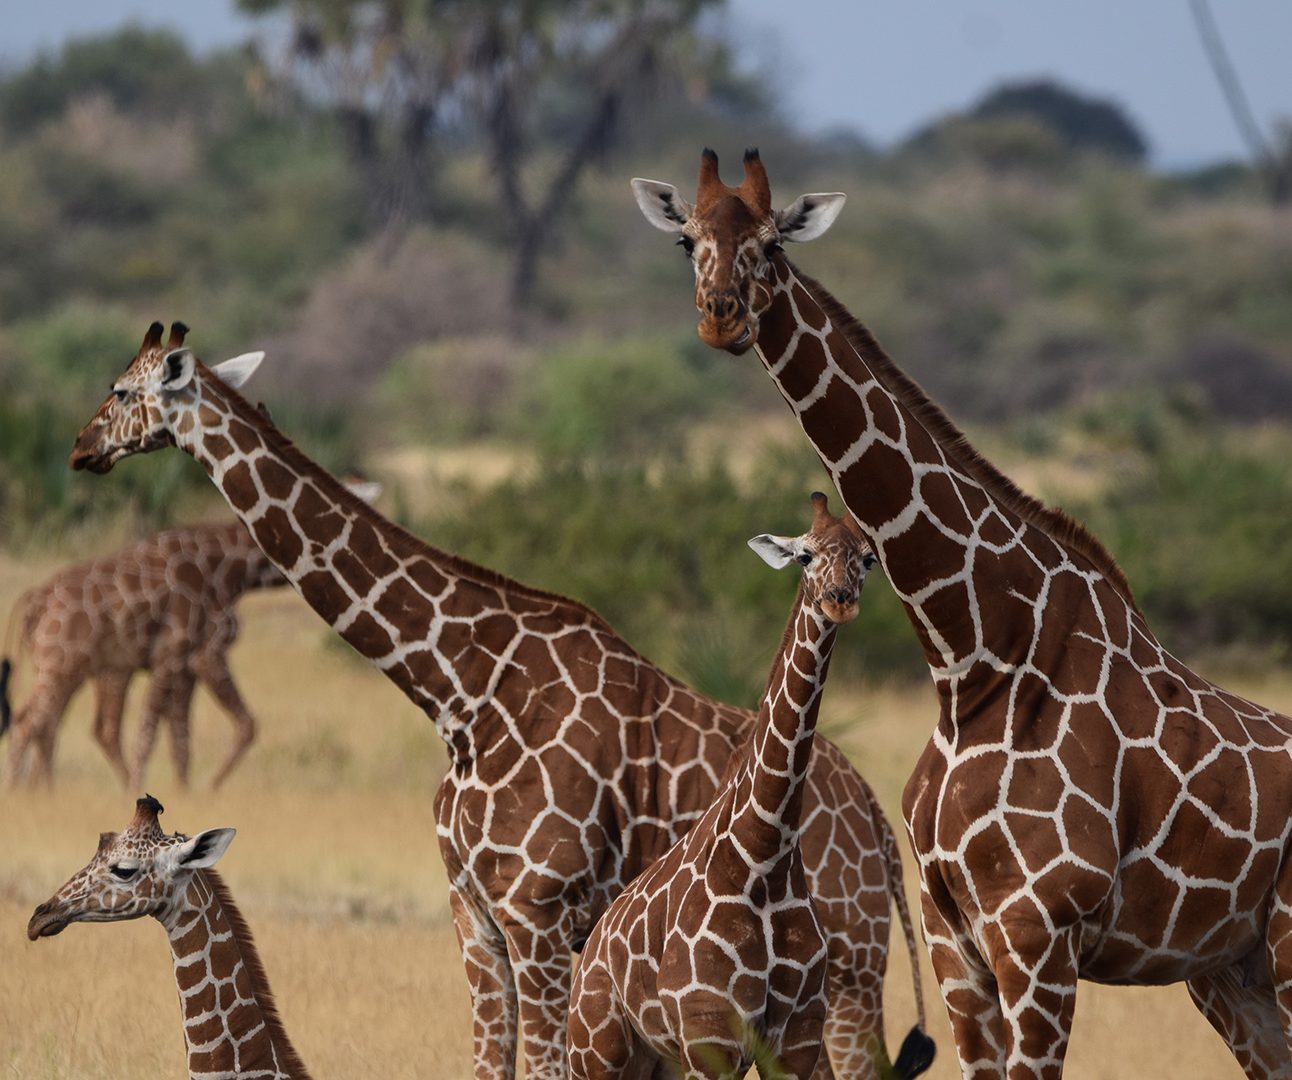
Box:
[201,869,315,1080]
[789,263,1142,617]
[202,367,660,661]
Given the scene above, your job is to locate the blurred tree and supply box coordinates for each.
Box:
[1189,0,1290,205]
[239,0,719,307]
[0,27,225,136]
[968,79,1148,162]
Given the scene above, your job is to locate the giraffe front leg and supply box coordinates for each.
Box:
[918,890,1006,1079]
[1263,871,1292,1075]
[190,640,257,789]
[983,917,1078,1080]
[448,886,520,1080]
[90,672,131,787]
[130,667,196,791]
[568,950,653,1080]
[502,914,575,1080]
[1188,961,1292,1079]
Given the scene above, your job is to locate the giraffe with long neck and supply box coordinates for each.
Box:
[569,493,934,1080]
[2,517,285,791]
[634,149,1292,1080]
[28,796,312,1080]
[69,322,930,1080]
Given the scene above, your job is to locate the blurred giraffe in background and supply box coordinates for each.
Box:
[2,509,285,790]
[68,321,931,1080]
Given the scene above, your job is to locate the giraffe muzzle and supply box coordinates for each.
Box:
[27,901,71,940]
[697,315,756,355]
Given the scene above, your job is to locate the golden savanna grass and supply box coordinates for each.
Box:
[0,546,1270,1078]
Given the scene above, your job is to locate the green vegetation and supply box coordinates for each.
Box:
[2,18,1290,685]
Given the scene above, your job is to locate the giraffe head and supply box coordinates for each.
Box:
[68,321,264,474]
[27,795,235,940]
[631,148,845,354]
[748,491,876,624]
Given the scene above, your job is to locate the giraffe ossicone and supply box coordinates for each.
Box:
[70,322,931,1080]
[639,147,1292,1080]
[29,795,313,1080]
[569,492,934,1080]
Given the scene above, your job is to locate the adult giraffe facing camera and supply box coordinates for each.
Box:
[69,321,930,1080]
[633,148,1292,1079]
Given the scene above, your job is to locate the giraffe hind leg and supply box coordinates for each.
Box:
[1188,963,1292,1079]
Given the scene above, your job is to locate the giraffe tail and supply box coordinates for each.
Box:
[867,785,936,1079]
[1,588,33,740]
[0,657,12,739]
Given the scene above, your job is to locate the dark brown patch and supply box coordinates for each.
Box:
[222,460,258,513]
[342,611,395,657]
[373,576,435,642]
[256,457,297,501]
[252,506,303,568]
[299,569,352,623]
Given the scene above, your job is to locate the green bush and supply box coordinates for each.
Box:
[424,455,926,702]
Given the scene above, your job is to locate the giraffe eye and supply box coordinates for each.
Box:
[676,236,695,258]
[109,864,138,881]
[797,552,813,566]
[112,387,128,403]
[765,240,784,257]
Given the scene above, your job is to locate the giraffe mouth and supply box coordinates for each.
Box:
[27,905,71,940]
[698,317,757,355]
[68,445,121,474]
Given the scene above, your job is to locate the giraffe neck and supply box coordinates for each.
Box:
[167,366,605,744]
[160,871,311,1080]
[754,258,1142,687]
[734,584,837,861]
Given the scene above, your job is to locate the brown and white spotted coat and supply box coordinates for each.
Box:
[68,323,930,1080]
[568,493,934,1080]
[28,796,312,1080]
[2,513,284,791]
[635,148,1292,1080]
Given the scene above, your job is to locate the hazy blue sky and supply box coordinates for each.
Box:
[5,0,1289,167]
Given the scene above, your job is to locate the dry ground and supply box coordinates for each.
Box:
[0,548,1275,1078]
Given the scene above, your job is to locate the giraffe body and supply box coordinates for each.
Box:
[2,520,285,789]
[28,796,312,1080]
[569,495,932,1080]
[69,322,929,1080]
[635,149,1292,1079]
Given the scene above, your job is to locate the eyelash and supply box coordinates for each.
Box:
[676,236,695,257]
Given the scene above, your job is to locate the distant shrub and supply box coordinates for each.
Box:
[513,334,746,461]
[1077,402,1292,658]
[424,455,927,697]
[371,335,533,444]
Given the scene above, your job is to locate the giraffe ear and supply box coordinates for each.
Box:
[747,534,798,570]
[631,178,692,233]
[160,348,196,391]
[212,351,265,391]
[775,192,847,243]
[172,827,236,870]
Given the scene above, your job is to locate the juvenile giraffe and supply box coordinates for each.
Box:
[569,492,934,1080]
[68,322,930,1080]
[1,516,285,791]
[634,148,1292,1079]
[28,795,312,1080]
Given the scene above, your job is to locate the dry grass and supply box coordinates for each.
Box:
[0,547,1272,1078]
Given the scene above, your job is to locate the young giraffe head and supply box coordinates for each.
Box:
[68,321,263,474]
[27,795,234,939]
[632,149,845,354]
[748,491,876,624]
